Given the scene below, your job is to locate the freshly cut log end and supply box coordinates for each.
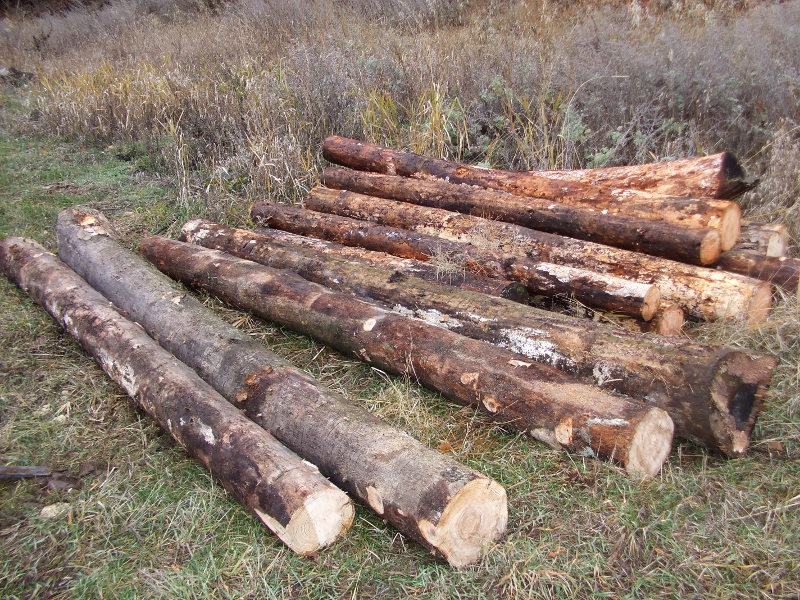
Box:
[718,204,742,252]
[746,282,774,324]
[699,230,723,265]
[647,301,685,335]
[640,285,661,322]
[279,490,355,555]
[623,408,675,480]
[418,478,508,568]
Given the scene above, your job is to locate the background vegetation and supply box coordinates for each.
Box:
[1,1,798,598]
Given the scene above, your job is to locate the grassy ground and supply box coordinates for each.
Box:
[1,1,800,598]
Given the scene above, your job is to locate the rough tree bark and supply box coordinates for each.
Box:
[55,207,508,567]
[250,202,661,320]
[537,152,752,199]
[140,234,675,479]
[715,252,800,295]
[180,219,774,456]
[304,188,771,324]
[323,167,723,265]
[0,237,354,556]
[321,136,742,251]
[732,222,790,257]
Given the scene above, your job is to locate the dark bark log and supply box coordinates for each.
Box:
[537,152,753,199]
[715,252,800,295]
[140,234,674,479]
[251,202,661,320]
[0,236,353,555]
[0,466,51,479]
[322,136,741,252]
[180,219,775,456]
[55,207,507,567]
[323,167,723,265]
[305,188,771,324]
[732,222,790,257]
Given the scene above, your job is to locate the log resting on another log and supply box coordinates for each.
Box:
[537,152,753,199]
[0,237,354,556]
[55,207,507,567]
[715,252,800,295]
[321,136,742,251]
[250,202,661,321]
[140,234,675,479]
[732,222,790,258]
[304,187,771,324]
[180,219,774,456]
[323,167,723,265]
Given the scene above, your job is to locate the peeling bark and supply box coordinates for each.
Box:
[139,234,675,478]
[54,207,508,567]
[537,152,752,199]
[323,167,723,265]
[322,136,741,252]
[251,202,661,320]
[0,236,353,556]
[180,219,774,456]
[305,188,771,324]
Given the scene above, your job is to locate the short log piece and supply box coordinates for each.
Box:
[55,207,508,567]
[321,136,741,251]
[0,237,354,556]
[250,202,661,321]
[733,222,790,257]
[180,219,775,456]
[140,234,675,479]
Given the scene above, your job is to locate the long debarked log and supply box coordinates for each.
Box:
[0,237,354,555]
[305,188,771,323]
[181,219,775,456]
[55,207,507,567]
[139,235,674,478]
[716,252,800,295]
[322,136,742,251]
[250,202,661,320]
[537,152,753,199]
[323,167,722,265]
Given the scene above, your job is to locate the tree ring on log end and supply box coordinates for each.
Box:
[418,478,507,568]
[699,230,722,265]
[281,488,355,555]
[746,282,773,325]
[718,203,742,251]
[625,408,674,480]
[640,285,661,321]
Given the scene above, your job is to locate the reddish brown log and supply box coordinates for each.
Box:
[305,188,771,324]
[140,234,675,479]
[322,136,742,251]
[538,152,752,199]
[0,237,354,555]
[251,202,661,320]
[716,252,800,295]
[323,167,722,265]
[54,207,506,567]
[630,302,684,336]
[181,219,775,456]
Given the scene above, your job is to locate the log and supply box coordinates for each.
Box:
[537,152,753,199]
[180,219,775,456]
[716,252,800,295]
[251,202,661,320]
[323,167,723,265]
[55,207,507,567]
[305,188,772,324]
[0,237,353,555]
[322,136,742,251]
[630,302,684,336]
[139,234,675,479]
[733,222,790,257]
